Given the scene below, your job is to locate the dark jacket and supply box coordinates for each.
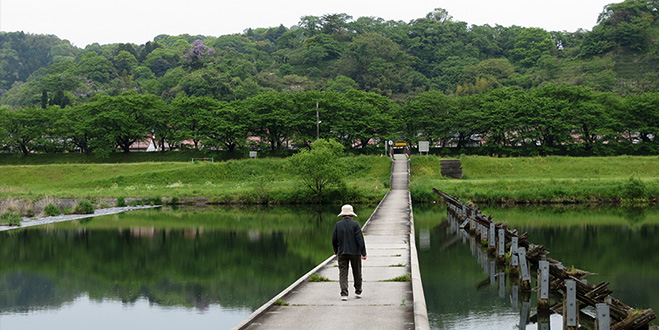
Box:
[332,217,366,256]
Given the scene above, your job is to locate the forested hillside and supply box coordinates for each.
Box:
[0,0,657,157]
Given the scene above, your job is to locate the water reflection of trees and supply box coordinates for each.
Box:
[0,227,321,312]
[618,206,647,224]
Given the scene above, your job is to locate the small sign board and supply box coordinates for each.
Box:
[419,141,430,153]
[249,151,257,158]
[394,142,407,146]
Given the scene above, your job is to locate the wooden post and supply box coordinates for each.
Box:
[518,247,531,290]
[564,279,578,330]
[482,253,489,275]
[509,237,519,275]
[520,301,531,330]
[537,260,550,310]
[596,303,610,330]
[481,224,487,243]
[497,229,506,263]
[498,271,506,298]
[489,261,496,285]
[537,309,551,330]
[488,223,496,254]
[511,284,519,311]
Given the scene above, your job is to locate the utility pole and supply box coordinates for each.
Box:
[316,101,320,140]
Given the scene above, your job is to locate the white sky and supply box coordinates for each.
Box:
[0,0,618,48]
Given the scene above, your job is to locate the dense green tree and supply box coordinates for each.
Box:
[288,138,345,202]
[331,90,394,148]
[76,52,114,84]
[204,102,250,152]
[582,0,658,56]
[246,92,297,150]
[0,107,49,155]
[40,90,48,109]
[623,92,659,143]
[0,32,68,90]
[116,43,138,58]
[339,32,414,95]
[113,50,139,74]
[301,34,343,65]
[326,75,359,92]
[508,28,556,67]
[478,88,527,146]
[52,105,94,154]
[144,48,180,77]
[169,96,219,150]
[526,86,573,148]
[402,91,455,146]
[451,95,483,149]
[86,92,164,155]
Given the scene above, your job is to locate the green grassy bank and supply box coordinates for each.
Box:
[2,155,658,217]
[411,155,659,204]
[0,156,390,207]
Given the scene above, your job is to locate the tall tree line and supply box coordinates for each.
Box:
[0,87,657,157]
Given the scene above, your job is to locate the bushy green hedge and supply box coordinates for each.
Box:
[43,203,61,216]
[422,142,659,157]
[0,212,22,226]
[72,200,95,214]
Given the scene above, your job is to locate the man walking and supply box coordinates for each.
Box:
[332,204,367,301]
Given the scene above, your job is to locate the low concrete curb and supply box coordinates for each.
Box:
[0,205,160,232]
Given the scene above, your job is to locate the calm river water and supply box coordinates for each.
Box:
[1,204,657,330]
[414,203,659,330]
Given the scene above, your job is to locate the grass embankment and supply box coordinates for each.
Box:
[410,155,659,204]
[0,156,391,206]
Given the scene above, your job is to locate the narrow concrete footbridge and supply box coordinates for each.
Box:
[233,154,429,330]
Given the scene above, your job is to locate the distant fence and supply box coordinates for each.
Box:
[191,158,214,163]
[433,188,656,330]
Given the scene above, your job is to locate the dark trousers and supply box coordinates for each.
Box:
[338,254,362,296]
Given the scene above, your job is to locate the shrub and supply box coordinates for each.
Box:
[1,212,22,226]
[622,176,647,200]
[72,200,95,214]
[24,208,35,217]
[43,203,61,216]
[168,196,179,205]
[116,197,127,207]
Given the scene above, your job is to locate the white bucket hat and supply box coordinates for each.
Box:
[337,204,357,217]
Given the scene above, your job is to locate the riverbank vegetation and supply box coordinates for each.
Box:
[0,155,391,210]
[3,154,658,220]
[410,155,659,204]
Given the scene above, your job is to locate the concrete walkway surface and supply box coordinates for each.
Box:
[234,154,429,330]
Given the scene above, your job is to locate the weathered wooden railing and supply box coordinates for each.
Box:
[433,188,656,330]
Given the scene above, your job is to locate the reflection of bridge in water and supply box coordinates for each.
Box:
[436,188,656,330]
[233,154,430,329]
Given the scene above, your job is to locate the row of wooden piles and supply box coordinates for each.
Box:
[433,188,656,330]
